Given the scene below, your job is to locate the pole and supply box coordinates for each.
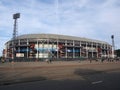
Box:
[111,35,115,58]
[13,19,17,60]
[12,13,20,61]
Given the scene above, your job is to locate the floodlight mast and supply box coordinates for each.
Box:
[13,13,20,40]
[12,13,20,60]
[111,35,115,58]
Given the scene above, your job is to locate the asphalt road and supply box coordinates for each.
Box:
[0,61,120,90]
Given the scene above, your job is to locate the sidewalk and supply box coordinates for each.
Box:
[0,60,119,69]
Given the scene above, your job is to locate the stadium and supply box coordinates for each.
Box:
[3,34,112,61]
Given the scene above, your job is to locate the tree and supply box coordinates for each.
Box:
[115,49,120,57]
[0,56,3,62]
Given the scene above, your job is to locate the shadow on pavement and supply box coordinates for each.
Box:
[0,76,46,86]
[74,68,104,76]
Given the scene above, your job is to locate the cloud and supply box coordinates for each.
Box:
[0,0,120,55]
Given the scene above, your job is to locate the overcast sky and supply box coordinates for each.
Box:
[0,0,120,56]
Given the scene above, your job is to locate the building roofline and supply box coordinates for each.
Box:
[7,33,110,45]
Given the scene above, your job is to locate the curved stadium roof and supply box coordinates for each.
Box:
[15,34,109,45]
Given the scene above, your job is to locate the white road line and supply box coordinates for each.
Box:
[92,80,103,84]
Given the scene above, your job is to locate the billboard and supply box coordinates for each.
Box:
[16,53,24,57]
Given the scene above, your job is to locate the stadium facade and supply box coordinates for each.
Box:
[3,34,112,61]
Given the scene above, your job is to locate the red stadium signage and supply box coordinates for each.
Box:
[58,44,63,49]
[98,47,101,52]
[30,44,35,49]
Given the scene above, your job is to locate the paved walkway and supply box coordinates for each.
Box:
[0,60,119,68]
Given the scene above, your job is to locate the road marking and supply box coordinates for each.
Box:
[92,80,103,84]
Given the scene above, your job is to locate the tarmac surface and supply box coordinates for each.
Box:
[0,60,120,90]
